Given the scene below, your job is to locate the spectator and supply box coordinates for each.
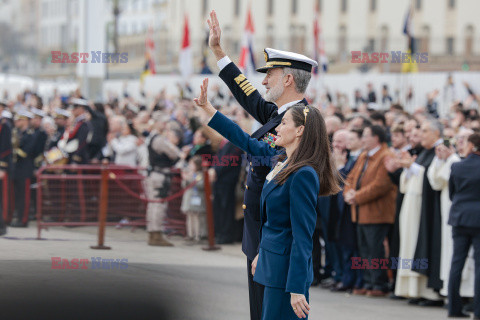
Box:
[344,125,396,297]
[448,133,480,319]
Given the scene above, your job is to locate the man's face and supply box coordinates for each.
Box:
[262,68,285,103]
[391,132,407,149]
[346,131,362,151]
[409,128,422,148]
[332,131,347,152]
[455,131,473,157]
[420,123,440,149]
[55,117,66,128]
[361,127,379,151]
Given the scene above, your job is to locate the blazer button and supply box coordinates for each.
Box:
[242,204,247,210]
[251,168,254,172]
[245,185,249,190]
[250,162,252,166]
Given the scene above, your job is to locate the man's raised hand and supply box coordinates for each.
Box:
[207,10,226,60]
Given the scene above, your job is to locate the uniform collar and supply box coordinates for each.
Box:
[277,100,302,115]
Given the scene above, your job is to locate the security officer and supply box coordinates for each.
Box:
[10,110,35,227]
[146,124,182,246]
[0,101,12,235]
[59,99,92,164]
[207,10,317,320]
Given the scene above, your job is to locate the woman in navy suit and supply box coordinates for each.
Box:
[194,79,340,319]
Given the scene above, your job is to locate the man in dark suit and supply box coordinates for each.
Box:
[207,10,317,320]
[448,132,480,319]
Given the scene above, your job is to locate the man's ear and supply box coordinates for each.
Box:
[284,74,294,88]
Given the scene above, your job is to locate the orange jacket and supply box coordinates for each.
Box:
[344,143,397,224]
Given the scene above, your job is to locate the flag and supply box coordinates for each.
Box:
[141,26,156,82]
[238,6,256,75]
[402,5,418,72]
[179,14,193,78]
[313,4,327,74]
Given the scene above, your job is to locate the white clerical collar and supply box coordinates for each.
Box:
[278,100,302,115]
[433,139,444,148]
[368,145,381,157]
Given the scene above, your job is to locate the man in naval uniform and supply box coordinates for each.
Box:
[10,110,35,227]
[61,99,92,165]
[207,10,317,320]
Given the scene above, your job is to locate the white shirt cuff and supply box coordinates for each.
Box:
[217,56,232,71]
[207,110,218,124]
[290,293,303,297]
[406,162,422,178]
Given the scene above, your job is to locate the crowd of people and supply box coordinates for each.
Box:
[0,69,478,315]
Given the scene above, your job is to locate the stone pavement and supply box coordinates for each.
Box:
[0,223,454,320]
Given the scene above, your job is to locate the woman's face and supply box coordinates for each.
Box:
[275,110,302,148]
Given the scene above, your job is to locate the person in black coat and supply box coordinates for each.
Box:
[211,139,243,244]
[86,102,108,161]
[207,10,317,320]
[448,133,480,319]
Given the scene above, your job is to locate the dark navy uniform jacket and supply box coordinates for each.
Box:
[13,129,35,180]
[218,62,308,260]
[67,118,91,165]
[209,111,318,294]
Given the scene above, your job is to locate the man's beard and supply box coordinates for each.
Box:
[264,82,284,103]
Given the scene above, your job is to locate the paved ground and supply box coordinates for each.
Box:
[0,223,455,319]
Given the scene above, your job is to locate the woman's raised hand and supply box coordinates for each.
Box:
[193,78,217,118]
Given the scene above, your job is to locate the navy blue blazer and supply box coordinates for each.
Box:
[448,153,480,228]
[209,111,319,294]
[218,61,308,260]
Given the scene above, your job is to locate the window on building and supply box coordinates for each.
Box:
[338,25,347,61]
[202,0,208,16]
[266,24,274,47]
[416,0,422,10]
[370,0,376,12]
[446,37,454,55]
[291,0,297,15]
[234,0,241,17]
[268,0,274,16]
[420,25,430,52]
[465,25,474,57]
[341,0,347,13]
[448,0,455,9]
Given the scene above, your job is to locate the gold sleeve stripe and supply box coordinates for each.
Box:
[245,87,256,96]
[242,83,254,92]
[0,161,7,167]
[240,80,251,90]
[234,74,246,85]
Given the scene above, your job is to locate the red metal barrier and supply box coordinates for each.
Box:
[36,164,147,240]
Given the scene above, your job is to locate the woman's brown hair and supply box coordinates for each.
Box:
[275,104,342,196]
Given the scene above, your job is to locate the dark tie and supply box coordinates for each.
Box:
[355,156,369,190]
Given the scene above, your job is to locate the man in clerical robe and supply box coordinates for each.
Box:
[395,118,444,306]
